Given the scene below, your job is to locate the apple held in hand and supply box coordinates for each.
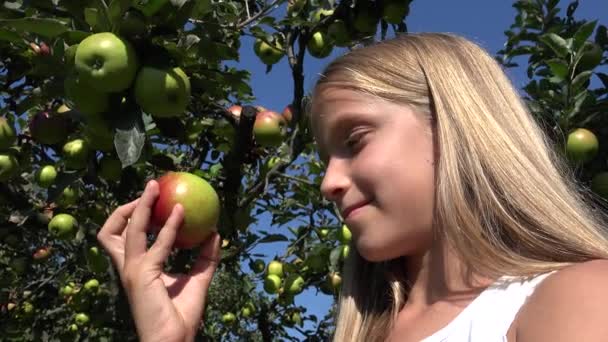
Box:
[75,32,138,93]
[151,172,220,249]
[134,66,191,117]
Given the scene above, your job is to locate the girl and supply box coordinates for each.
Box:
[98,33,608,341]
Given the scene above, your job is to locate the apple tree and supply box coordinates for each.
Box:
[498,0,607,199]
[0,0,411,340]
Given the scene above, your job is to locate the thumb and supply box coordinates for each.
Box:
[189,232,221,288]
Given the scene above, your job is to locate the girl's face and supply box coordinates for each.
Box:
[312,87,437,262]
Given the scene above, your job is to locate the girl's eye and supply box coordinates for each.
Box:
[345,130,367,151]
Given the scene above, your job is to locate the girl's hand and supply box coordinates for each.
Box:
[97,180,221,342]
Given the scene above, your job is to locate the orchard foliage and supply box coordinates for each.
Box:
[0,0,605,341]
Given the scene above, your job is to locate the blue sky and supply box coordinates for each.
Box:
[228,0,607,337]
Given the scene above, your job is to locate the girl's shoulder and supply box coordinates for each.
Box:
[515,259,608,341]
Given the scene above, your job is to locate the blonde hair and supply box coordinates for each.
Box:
[308,33,608,341]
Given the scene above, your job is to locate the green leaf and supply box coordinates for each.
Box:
[0,28,21,43]
[546,59,568,81]
[47,171,84,203]
[258,234,288,243]
[573,20,597,51]
[540,33,570,57]
[84,8,100,30]
[571,70,592,91]
[0,18,69,38]
[108,0,132,28]
[329,245,342,267]
[114,110,146,168]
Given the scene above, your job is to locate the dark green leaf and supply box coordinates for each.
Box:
[0,18,69,38]
[329,245,342,267]
[571,70,592,91]
[108,0,132,28]
[84,8,100,30]
[540,33,570,57]
[0,28,21,43]
[546,59,568,81]
[258,234,288,243]
[573,20,597,50]
[114,110,146,168]
[596,25,608,47]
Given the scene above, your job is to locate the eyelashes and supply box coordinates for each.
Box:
[344,129,369,152]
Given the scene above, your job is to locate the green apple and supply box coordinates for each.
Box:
[98,155,122,181]
[317,228,329,239]
[29,110,69,145]
[83,279,99,293]
[338,224,352,244]
[284,274,305,295]
[267,260,284,277]
[75,32,138,93]
[286,311,302,327]
[329,272,342,292]
[382,0,409,24]
[250,259,265,273]
[86,246,110,274]
[0,154,19,182]
[64,72,110,116]
[253,111,285,147]
[35,165,57,188]
[241,306,252,318]
[221,312,236,325]
[307,30,333,58]
[341,245,350,260]
[58,186,78,207]
[60,285,75,297]
[68,324,78,332]
[327,19,351,47]
[134,66,191,117]
[566,128,598,164]
[21,301,34,316]
[264,274,282,294]
[48,213,77,240]
[254,38,284,65]
[0,117,16,149]
[151,172,220,249]
[74,312,90,326]
[63,139,89,170]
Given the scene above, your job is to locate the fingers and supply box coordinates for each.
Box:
[126,181,160,263]
[147,204,184,266]
[190,233,221,286]
[97,199,139,269]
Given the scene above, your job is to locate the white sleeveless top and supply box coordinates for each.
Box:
[421,272,555,341]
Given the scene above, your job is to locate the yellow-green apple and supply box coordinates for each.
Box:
[58,186,78,207]
[98,155,122,181]
[338,224,352,244]
[74,312,90,326]
[341,245,350,260]
[0,154,19,181]
[284,274,305,295]
[29,110,69,145]
[63,139,89,170]
[134,66,191,117]
[151,172,220,249]
[86,246,109,274]
[307,30,333,58]
[250,259,265,273]
[253,111,285,147]
[83,279,99,294]
[267,260,284,277]
[312,8,334,22]
[0,117,16,149]
[254,38,284,65]
[264,274,282,294]
[329,272,342,292]
[221,312,236,325]
[75,32,138,92]
[566,128,598,164]
[64,72,110,116]
[35,165,57,188]
[48,213,77,240]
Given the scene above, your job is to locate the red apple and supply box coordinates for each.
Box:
[253,111,284,147]
[33,247,52,261]
[227,105,242,121]
[281,105,293,123]
[29,111,69,145]
[151,172,220,249]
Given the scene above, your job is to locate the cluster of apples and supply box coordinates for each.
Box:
[227,104,293,148]
[57,278,101,332]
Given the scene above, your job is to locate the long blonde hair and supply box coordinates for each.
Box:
[308,33,608,341]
